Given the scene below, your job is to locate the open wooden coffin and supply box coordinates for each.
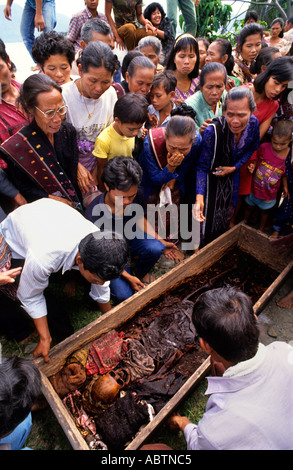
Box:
[34,223,293,450]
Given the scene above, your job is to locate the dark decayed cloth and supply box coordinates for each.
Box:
[140,299,196,363]
[94,392,150,450]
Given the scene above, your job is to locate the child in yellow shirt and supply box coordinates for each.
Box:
[93,93,148,190]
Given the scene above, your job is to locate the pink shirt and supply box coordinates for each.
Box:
[252,142,286,200]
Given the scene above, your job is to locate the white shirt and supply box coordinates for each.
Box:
[0,199,110,319]
[62,80,117,143]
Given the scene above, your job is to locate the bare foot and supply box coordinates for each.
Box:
[270,231,279,239]
[277,290,293,309]
[141,273,155,285]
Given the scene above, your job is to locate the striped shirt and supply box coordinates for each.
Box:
[67,7,109,52]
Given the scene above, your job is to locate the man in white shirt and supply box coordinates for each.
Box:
[0,198,129,362]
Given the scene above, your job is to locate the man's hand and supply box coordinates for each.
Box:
[0,267,22,286]
[3,4,12,20]
[33,336,52,363]
[34,12,45,31]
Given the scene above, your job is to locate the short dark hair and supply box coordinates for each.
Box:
[192,287,260,363]
[287,16,293,26]
[143,2,166,22]
[78,231,129,280]
[32,31,75,67]
[254,56,293,95]
[0,38,9,64]
[272,119,293,139]
[121,51,144,79]
[244,10,258,23]
[0,356,41,438]
[271,17,285,37]
[250,46,280,75]
[238,22,264,51]
[102,156,142,191]
[19,74,62,114]
[80,41,119,75]
[200,62,227,88]
[127,55,155,77]
[166,33,199,79]
[210,38,234,75]
[222,85,256,113]
[81,18,112,44]
[151,69,177,94]
[114,93,148,124]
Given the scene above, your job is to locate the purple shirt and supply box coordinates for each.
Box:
[184,342,293,450]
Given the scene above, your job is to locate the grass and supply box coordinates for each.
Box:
[1,270,209,451]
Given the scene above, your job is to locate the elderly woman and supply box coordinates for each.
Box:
[143,2,174,65]
[195,87,260,245]
[233,23,264,84]
[136,36,164,73]
[32,30,76,86]
[205,38,241,88]
[138,113,202,250]
[166,33,200,103]
[0,74,82,210]
[185,62,227,135]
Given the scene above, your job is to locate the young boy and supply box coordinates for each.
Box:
[147,70,177,128]
[244,120,292,232]
[93,93,148,190]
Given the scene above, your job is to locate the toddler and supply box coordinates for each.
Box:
[244,120,292,232]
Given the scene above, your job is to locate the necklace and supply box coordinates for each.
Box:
[79,80,96,119]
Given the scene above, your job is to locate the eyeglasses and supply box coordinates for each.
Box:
[35,104,68,119]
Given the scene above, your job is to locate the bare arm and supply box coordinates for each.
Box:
[3,0,13,20]
[35,0,45,31]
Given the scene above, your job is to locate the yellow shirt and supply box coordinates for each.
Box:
[92,123,135,160]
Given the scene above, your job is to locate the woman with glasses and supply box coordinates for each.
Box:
[0,74,82,211]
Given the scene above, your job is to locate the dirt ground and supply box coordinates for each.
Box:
[258,275,293,346]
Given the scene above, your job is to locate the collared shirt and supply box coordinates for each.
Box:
[67,7,109,52]
[185,89,226,129]
[184,342,293,450]
[147,102,176,129]
[0,199,110,319]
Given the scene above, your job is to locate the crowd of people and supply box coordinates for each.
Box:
[0,0,293,451]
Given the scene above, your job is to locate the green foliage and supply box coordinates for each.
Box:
[179,0,232,40]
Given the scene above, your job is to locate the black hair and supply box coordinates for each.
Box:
[78,231,129,280]
[287,16,293,26]
[114,92,148,124]
[0,356,41,438]
[143,2,166,23]
[200,61,227,88]
[0,38,9,63]
[31,31,75,67]
[271,17,285,38]
[165,114,196,141]
[238,22,264,51]
[102,156,142,191]
[126,55,155,77]
[166,33,199,79]
[244,10,259,23]
[253,56,293,95]
[80,41,119,75]
[170,102,196,120]
[250,46,280,75]
[192,287,260,363]
[121,51,144,79]
[210,38,235,75]
[151,69,177,94]
[18,74,62,114]
[197,37,209,51]
[272,119,293,139]
[81,18,112,44]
